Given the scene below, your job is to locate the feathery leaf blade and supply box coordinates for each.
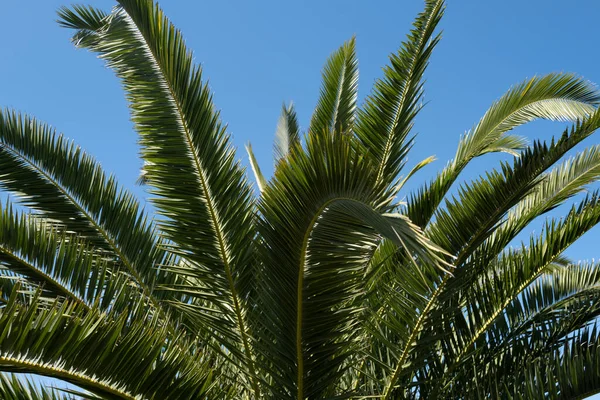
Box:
[408,73,600,228]
[59,1,260,392]
[309,37,359,138]
[355,0,444,187]
[274,102,300,163]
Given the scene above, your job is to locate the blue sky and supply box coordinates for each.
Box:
[1,0,600,396]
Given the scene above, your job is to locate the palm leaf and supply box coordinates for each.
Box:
[505,327,600,399]
[407,73,600,228]
[0,110,176,322]
[0,373,78,400]
[58,1,260,393]
[376,111,600,398]
[355,0,444,187]
[255,131,448,398]
[274,102,300,163]
[309,37,358,138]
[246,143,267,192]
[0,287,217,400]
[0,202,148,317]
[430,194,600,395]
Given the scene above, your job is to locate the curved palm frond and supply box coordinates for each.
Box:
[506,327,600,400]
[0,286,217,400]
[58,1,261,393]
[428,194,600,395]
[0,202,145,315]
[372,111,600,398]
[0,110,177,322]
[407,73,600,228]
[255,131,448,398]
[246,143,267,192]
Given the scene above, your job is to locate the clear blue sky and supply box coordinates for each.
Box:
[1,0,600,396]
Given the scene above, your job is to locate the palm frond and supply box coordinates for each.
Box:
[430,261,600,397]
[375,112,600,398]
[0,201,148,316]
[355,0,444,187]
[58,1,260,393]
[0,110,176,321]
[482,143,600,263]
[0,373,77,400]
[407,73,600,228]
[0,286,217,400]
[255,131,448,398]
[395,155,436,192]
[309,37,358,138]
[246,143,267,192]
[506,327,600,399]
[274,102,300,163]
[431,194,600,392]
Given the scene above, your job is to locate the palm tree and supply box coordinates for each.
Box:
[0,0,600,398]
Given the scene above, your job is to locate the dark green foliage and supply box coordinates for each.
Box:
[0,0,597,399]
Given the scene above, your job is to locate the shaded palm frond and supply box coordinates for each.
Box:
[0,286,218,400]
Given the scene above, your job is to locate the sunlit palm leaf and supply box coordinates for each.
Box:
[0,110,176,321]
[58,2,260,393]
[246,143,267,192]
[0,287,217,400]
[407,73,600,228]
[309,38,358,138]
[355,0,444,187]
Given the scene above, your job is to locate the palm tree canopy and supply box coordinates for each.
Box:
[0,0,598,399]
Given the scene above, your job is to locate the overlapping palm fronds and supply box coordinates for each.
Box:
[0,0,597,398]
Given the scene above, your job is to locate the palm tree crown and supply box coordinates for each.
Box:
[0,0,599,398]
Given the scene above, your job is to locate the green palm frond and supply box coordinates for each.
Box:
[309,37,358,138]
[408,73,600,228]
[482,143,600,263]
[0,201,149,316]
[274,102,300,163]
[255,132,448,398]
[356,0,444,187]
[58,1,260,393]
[0,110,176,320]
[371,112,600,399]
[0,373,78,400]
[462,74,599,158]
[428,113,600,260]
[506,327,600,399]
[478,263,600,384]
[430,194,600,392]
[246,143,267,192]
[0,286,217,400]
